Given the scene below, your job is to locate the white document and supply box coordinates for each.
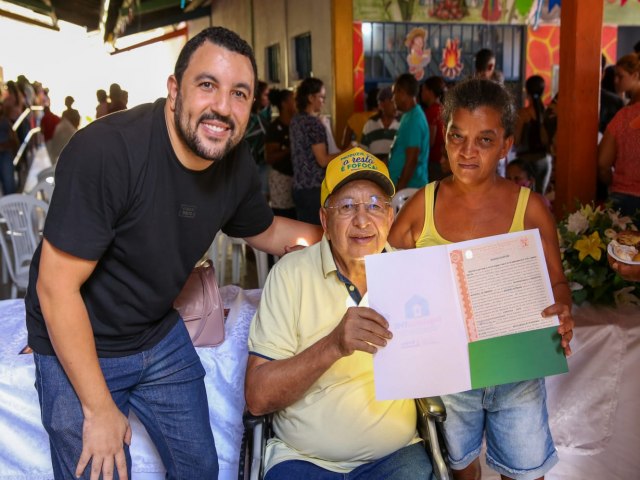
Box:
[365,229,559,400]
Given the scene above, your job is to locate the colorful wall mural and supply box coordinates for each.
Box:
[353,0,640,26]
[440,38,465,79]
[524,25,559,103]
[525,25,618,103]
[405,27,432,80]
[354,0,535,24]
[352,1,636,109]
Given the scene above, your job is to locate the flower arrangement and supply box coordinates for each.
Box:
[557,203,639,306]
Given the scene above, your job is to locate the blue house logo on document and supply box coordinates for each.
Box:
[405,295,430,318]
[395,294,443,349]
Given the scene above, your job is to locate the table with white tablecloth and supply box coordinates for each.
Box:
[545,303,640,479]
[480,303,640,480]
[0,285,261,480]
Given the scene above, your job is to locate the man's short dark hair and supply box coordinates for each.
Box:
[173,26,258,95]
[475,48,495,73]
[366,87,380,110]
[442,78,517,138]
[394,73,419,98]
[508,158,536,180]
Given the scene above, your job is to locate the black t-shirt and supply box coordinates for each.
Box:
[25,99,274,357]
[265,118,293,176]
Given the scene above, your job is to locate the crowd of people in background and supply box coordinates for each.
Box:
[0,74,52,194]
[4,42,637,221]
[0,77,130,195]
[238,43,639,229]
[95,83,129,119]
[598,45,640,218]
[241,48,506,226]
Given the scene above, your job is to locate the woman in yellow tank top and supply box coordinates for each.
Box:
[388,79,574,480]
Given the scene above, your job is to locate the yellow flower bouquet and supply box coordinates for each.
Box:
[557,203,639,306]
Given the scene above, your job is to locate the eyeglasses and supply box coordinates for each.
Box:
[324,196,391,217]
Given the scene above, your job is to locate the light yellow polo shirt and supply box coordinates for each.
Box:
[248,235,419,474]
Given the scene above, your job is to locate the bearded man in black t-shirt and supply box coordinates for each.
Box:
[25,27,321,480]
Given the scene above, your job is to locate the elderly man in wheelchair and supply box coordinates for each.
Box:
[243,148,449,480]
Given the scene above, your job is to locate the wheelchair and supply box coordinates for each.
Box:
[238,396,451,480]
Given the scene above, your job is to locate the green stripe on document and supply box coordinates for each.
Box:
[468,326,568,389]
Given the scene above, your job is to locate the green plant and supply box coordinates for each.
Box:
[557,203,639,306]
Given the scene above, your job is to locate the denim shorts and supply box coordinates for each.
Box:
[441,379,558,480]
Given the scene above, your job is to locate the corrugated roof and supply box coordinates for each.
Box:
[0,0,211,42]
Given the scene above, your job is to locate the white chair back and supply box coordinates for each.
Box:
[0,194,49,298]
[36,165,56,184]
[391,188,418,216]
[28,177,55,204]
[215,233,271,288]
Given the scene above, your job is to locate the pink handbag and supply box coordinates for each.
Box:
[173,259,225,347]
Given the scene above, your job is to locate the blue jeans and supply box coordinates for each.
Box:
[0,151,16,195]
[265,442,434,480]
[34,320,218,479]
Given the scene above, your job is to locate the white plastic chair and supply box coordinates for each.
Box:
[391,188,418,216]
[0,194,49,298]
[206,231,224,283]
[36,165,56,184]
[253,246,270,289]
[216,233,271,288]
[27,177,55,204]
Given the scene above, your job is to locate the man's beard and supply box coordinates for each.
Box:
[174,92,240,162]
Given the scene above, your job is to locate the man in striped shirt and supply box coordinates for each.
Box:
[360,87,400,164]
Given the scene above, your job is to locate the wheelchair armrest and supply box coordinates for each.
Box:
[416,396,447,422]
[415,397,451,480]
[243,412,269,429]
[239,412,273,480]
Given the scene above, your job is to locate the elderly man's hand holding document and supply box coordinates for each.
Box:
[365,229,568,400]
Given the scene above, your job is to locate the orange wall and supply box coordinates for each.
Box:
[525,25,618,104]
[353,22,365,112]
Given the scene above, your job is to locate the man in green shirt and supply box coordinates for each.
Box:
[388,73,430,189]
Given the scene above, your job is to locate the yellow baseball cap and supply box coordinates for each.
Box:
[320,147,396,206]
